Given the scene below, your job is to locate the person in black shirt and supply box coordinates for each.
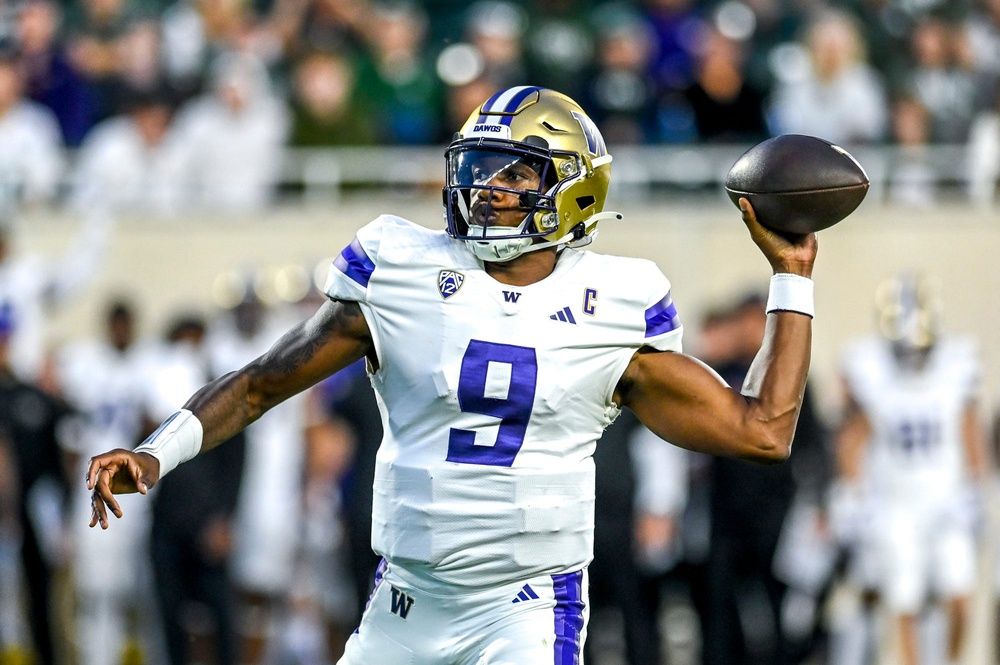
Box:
[0,304,72,664]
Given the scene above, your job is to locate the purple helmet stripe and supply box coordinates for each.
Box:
[333,237,376,287]
[500,86,540,126]
[477,89,506,123]
[645,293,681,337]
[552,570,585,665]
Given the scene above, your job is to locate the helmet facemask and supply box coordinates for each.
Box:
[876,274,940,371]
[444,138,574,262]
[443,87,617,263]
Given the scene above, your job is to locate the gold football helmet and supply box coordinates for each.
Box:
[444,86,619,262]
[876,273,940,363]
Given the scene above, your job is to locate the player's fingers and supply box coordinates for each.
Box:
[89,499,99,528]
[738,198,769,241]
[92,490,108,529]
[95,467,124,520]
[739,198,782,246]
[86,456,103,490]
[126,458,148,495]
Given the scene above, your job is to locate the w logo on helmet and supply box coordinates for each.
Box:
[571,111,607,157]
[438,270,465,299]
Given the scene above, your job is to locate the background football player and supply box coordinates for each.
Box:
[835,273,988,665]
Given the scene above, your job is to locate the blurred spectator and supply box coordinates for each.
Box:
[644,0,702,90]
[769,10,888,145]
[465,1,527,89]
[289,50,375,147]
[70,86,182,214]
[65,0,140,121]
[701,294,829,665]
[846,0,916,96]
[967,85,1000,206]
[317,359,382,625]
[356,2,443,144]
[906,16,977,143]
[584,4,659,144]
[0,53,64,206]
[966,0,1000,92]
[684,28,768,143]
[646,0,705,142]
[291,0,369,58]
[205,282,308,664]
[147,314,246,665]
[589,410,688,665]
[740,0,807,94]
[280,391,358,663]
[522,0,594,102]
[0,304,73,665]
[887,96,938,207]
[0,207,111,382]
[16,0,98,146]
[160,0,253,97]
[169,51,289,211]
[57,299,158,665]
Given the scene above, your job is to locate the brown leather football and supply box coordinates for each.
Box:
[725,135,869,234]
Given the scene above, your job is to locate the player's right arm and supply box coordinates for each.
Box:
[616,198,816,463]
[86,299,372,528]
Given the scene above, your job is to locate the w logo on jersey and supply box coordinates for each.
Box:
[438,270,465,299]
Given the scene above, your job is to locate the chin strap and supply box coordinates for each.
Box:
[470,210,624,262]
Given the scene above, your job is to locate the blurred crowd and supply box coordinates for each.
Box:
[0,212,997,665]
[3,0,1000,211]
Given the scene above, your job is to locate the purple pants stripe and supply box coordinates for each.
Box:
[552,570,585,665]
[354,558,388,635]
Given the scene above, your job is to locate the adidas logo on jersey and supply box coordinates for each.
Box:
[550,307,577,324]
[511,584,539,603]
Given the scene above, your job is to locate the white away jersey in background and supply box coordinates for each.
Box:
[841,336,979,504]
[324,215,682,587]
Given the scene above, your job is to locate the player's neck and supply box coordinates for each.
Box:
[483,248,558,286]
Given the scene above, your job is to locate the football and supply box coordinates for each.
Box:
[724,134,869,234]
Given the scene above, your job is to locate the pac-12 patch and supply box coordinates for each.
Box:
[438,270,465,299]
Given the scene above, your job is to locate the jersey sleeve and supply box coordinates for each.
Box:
[640,264,683,353]
[322,216,387,304]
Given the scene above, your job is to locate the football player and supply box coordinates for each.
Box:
[86,87,818,664]
[835,274,987,665]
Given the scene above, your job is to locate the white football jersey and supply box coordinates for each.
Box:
[841,336,979,505]
[324,216,682,587]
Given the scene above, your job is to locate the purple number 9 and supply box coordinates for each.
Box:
[446,340,538,467]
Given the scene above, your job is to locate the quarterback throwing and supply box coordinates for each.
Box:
[87,87,818,665]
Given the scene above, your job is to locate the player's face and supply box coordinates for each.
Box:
[470,157,542,227]
[449,149,545,229]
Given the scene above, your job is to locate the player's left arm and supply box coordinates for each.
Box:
[616,200,814,463]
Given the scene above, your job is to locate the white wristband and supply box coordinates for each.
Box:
[134,409,203,478]
[766,273,814,318]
